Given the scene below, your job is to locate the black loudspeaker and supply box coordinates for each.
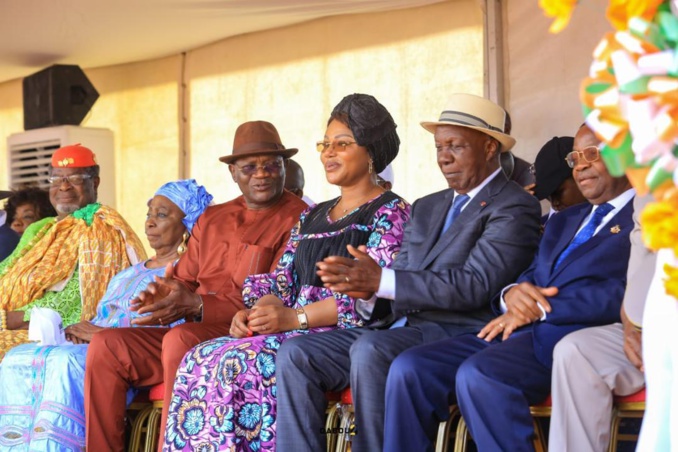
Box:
[22,64,99,131]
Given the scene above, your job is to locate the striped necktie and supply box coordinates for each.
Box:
[441,194,470,236]
[554,202,614,269]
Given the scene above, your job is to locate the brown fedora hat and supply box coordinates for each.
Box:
[219,121,298,164]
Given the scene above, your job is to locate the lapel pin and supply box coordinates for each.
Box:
[480,201,487,207]
[610,225,621,234]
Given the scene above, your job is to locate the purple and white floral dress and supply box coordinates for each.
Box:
[163,191,410,452]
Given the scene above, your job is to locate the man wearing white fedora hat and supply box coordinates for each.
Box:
[276,93,542,452]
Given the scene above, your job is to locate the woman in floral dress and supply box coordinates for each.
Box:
[163,94,410,451]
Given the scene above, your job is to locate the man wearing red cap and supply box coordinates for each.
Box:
[0,144,146,359]
[84,121,307,451]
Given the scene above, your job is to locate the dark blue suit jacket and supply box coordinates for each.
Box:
[507,200,634,368]
[386,172,542,340]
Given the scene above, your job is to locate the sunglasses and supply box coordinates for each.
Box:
[315,140,357,153]
[233,160,283,176]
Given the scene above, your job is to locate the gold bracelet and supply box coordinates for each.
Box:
[0,309,7,331]
[296,307,309,330]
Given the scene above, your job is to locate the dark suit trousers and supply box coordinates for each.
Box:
[277,326,427,452]
[84,322,231,451]
[384,332,552,452]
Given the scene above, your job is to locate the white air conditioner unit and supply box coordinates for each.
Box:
[6,126,115,208]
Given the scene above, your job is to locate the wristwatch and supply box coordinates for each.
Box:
[296,307,309,330]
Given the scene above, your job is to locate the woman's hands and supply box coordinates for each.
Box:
[230,295,299,337]
[247,305,298,335]
[230,309,252,338]
[64,321,104,344]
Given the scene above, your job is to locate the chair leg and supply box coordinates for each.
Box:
[532,417,547,452]
[453,416,470,452]
[128,405,154,452]
[145,406,163,452]
[325,402,341,452]
[335,403,355,452]
[435,405,461,452]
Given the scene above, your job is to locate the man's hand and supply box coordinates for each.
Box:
[65,321,104,344]
[504,282,556,323]
[316,245,380,299]
[230,309,253,338]
[524,183,536,196]
[130,263,201,326]
[621,305,643,371]
[477,312,527,342]
[247,305,298,334]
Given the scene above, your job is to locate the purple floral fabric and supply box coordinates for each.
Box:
[163,195,409,451]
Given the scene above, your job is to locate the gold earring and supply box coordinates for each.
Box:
[368,160,373,174]
[177,231,189,255]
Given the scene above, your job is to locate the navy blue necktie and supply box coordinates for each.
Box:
[554,202,614,269]
[441,194,470,235]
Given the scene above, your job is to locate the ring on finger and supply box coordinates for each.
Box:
[499,322,505,329]
[345,276,350,283]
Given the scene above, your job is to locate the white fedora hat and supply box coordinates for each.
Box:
[420,93,516,152]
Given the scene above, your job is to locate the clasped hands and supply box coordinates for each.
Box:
[130,263,202,326]
[229,296,298,338]
[316,244,381,299]
[478,282,557,342]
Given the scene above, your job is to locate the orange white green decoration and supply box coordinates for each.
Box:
[540,0,678,297]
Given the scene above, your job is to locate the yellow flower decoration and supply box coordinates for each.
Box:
[641,189,678,300]
[539,0,578,33]
[641,189,678,254]
[606,0,664,30]
[664,263,678,299]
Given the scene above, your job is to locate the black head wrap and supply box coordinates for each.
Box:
[330,94,399,173]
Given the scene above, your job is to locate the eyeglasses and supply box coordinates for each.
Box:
[565,146,600,168]
[316,140,357,153]
[234,160,283,176]
[48,174,92,186]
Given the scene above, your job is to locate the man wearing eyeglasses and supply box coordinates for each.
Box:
[84,120,307,451]
[381,123,636,452]
[0,144,146,359]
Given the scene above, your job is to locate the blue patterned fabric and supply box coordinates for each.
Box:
[0,261,175,451]
[554,203,613,269]
[90,262,183,328]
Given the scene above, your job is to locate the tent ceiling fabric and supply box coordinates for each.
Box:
[0,0,445,84]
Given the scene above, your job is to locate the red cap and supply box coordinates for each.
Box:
[51,144,97,168]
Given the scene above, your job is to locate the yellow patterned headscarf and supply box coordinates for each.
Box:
[0,204,146,320]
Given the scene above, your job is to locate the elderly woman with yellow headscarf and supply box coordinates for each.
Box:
[0,144,146,359]
[0,179,212,451]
